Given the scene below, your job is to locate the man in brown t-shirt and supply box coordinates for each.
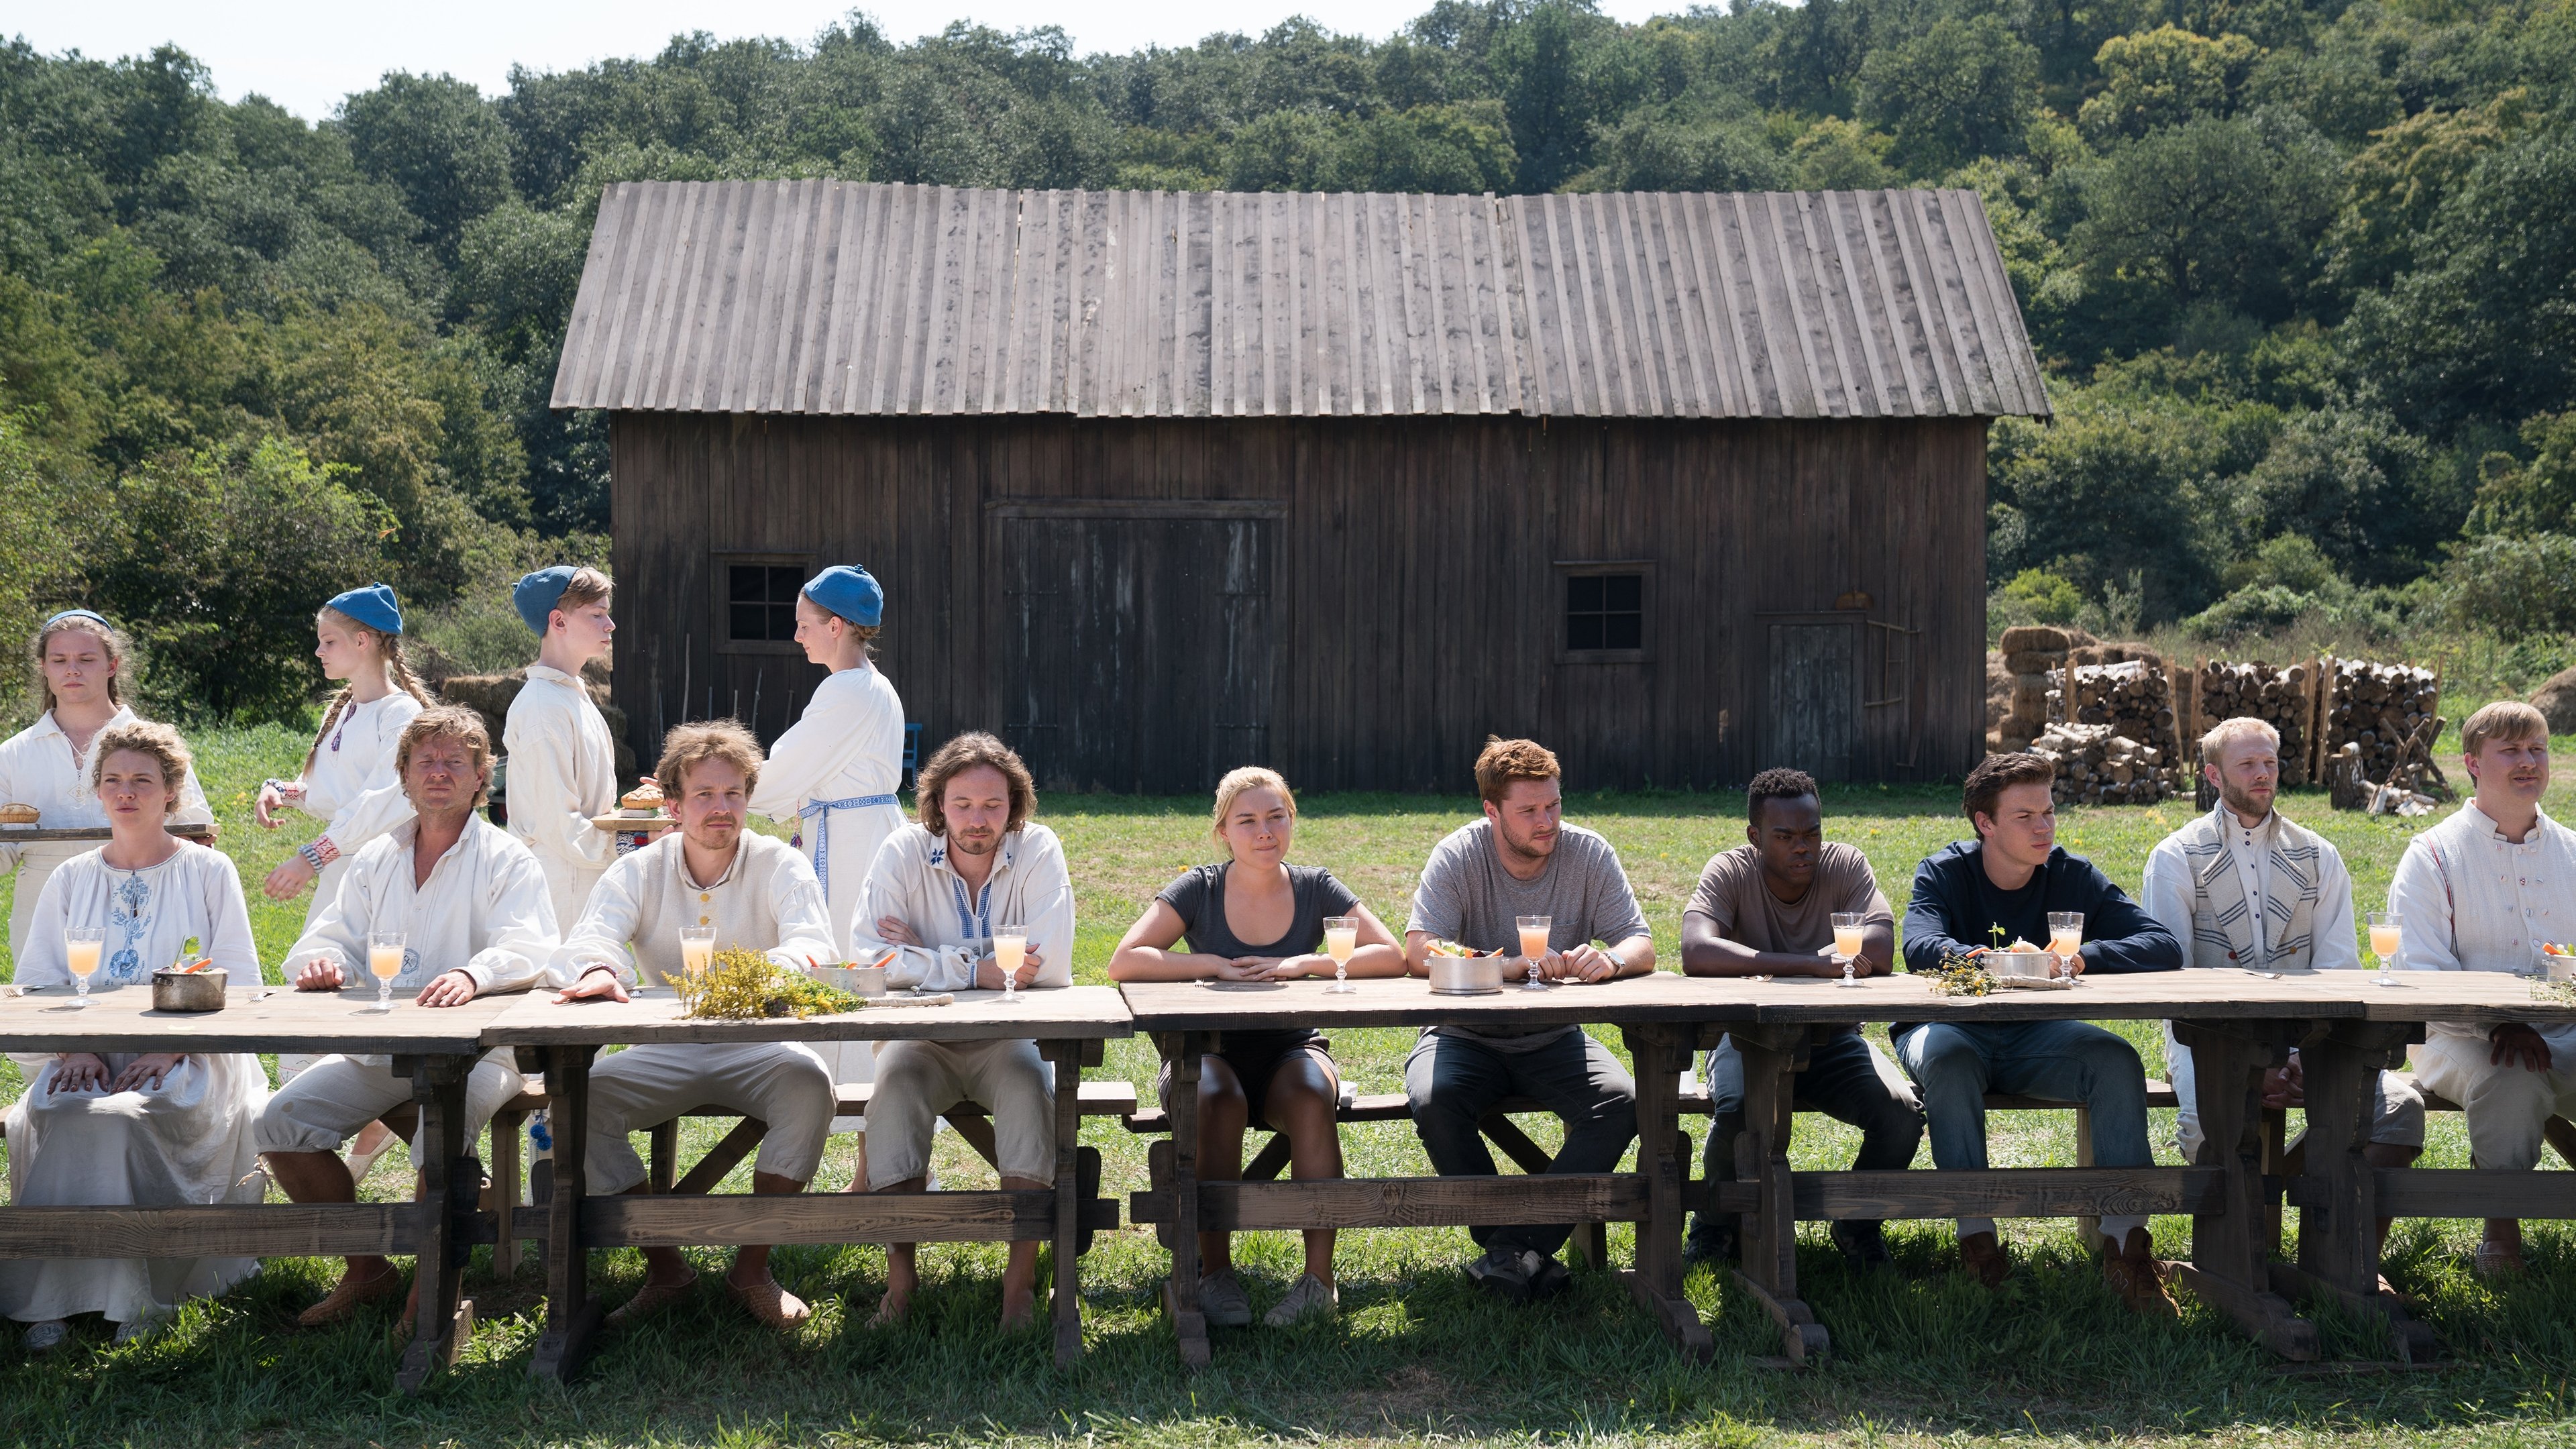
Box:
[1680,767,1923,1269]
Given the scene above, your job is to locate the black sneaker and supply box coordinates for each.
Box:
[1529,1254,1573,1300]
[1682,1220,1739,1265]
[1832,1220,1894,1274]
[1466,1246,1542,1302]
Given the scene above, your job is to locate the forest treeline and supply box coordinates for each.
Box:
[1,0,2572,722]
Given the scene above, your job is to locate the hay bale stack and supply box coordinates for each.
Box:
[2532,665,2576,736]
[2030,721,2171,804]
[1992,625,2096,753]
[2324,660,2440,785]
[1985,653,2012,747]
[2194,660,2315,785]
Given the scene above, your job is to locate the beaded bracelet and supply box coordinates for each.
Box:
[297,837,339,872]
[264,777,307,803]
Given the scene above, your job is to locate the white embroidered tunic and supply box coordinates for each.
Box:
[549,829,835,988]
[280,690,425,927]
[0,708,215,957]
[2390,800,2576,1055]
[288,814,557,998]
[502,664,618,930]
[3,841,266,1325]
[849,824,1077,992]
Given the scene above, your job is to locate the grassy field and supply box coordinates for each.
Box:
[1,727,2573,1448]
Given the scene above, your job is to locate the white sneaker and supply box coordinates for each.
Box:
[111,1317,166,1346]
[22,1320,68,1352]
[1263,1273,1338,1327]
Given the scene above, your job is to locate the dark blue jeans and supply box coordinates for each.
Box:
[1404,1028,1636,1258]
[1689,1028,1925,1252]
[1894,1018,2153,1243]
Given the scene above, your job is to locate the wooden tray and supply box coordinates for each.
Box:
[0,823,217,843]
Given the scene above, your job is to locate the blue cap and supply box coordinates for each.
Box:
[325,583,403,636]
[802,565,883,627]
[513,566,579,634]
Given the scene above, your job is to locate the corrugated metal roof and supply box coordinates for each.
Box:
[551,180,2049,421]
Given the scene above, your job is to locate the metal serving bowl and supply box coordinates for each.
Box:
[1988,950,2056,979]
[1428,955,1504,995]
[151,967,227,1012]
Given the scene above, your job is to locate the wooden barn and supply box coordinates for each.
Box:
[549,180,2049,793]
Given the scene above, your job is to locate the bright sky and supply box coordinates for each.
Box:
[20,0,1678,123]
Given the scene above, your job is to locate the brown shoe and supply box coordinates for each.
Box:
[1958,1230,2009,1289]
[727,1273,812,1330]
[299,1265,404,1327]
[607,1271,698,1328]
[2103,1228,2179,1319]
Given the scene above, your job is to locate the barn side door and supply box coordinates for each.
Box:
[993,502,1283,794]
[1764,622,1860,782]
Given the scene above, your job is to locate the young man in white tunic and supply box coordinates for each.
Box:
[749,564,905,1132]
[2388,700,2576,1277]
[502,565,619,930]
[2,721,264,1352]
[252,583,432,1102]
[850,732,1075,1330]
[2143,716,2425,1275]
[550,720,839,1330]
[258,706,559,1327]
[0,610,213,959]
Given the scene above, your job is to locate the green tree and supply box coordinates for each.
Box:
[334,72,514,259]
[2076,25,2259,146]
[1858,16,2039,172]
[2067,111,2339,321]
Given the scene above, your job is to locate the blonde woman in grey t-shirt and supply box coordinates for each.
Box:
[1400,739,1654,1303]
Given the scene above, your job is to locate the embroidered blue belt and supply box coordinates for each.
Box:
[796,794,899,894]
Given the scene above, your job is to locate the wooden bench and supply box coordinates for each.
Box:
[483,1077,1140,1277]
[1118,1075,2182,1267]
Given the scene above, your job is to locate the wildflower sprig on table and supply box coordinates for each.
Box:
[1922,949,1996,998]
[663,948,864,1020]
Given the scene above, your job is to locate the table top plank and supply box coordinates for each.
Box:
[0,987,506,1055]
[1120,969,2576,1031]
[477,984,1133,1045]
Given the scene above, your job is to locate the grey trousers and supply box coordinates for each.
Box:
[1688,1029,1924,1251]
[1403,1028,1636,1258]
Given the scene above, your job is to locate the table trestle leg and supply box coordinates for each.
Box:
[1620,1026,1711,1360]
[396,1054,480,1394]
[2169,1020,2318,1361]
[1160,1032,1211,1368]
[532,1043,603,1385]
[2282,1022,2434,1363]
[1727,1025,1827,1366]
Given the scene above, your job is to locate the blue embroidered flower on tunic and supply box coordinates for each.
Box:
[105,870,152,983]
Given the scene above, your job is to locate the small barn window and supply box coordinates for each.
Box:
[1557,562,1652,662]
[713,552,814,655]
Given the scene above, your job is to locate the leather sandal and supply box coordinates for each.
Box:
[2102,1228,2180,1320]
[608,1270,699,1327]
[299,1265,405,1326]
[726,1273,811,1330]
[1957,1230,2010,1289]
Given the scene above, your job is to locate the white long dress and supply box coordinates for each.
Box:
[2,841,268,1326]
[748,662,905,1130]
[281,690,425,932]
[0,708,215,961]
[502,665,619,932]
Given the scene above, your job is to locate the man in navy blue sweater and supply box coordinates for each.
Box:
[1898,752,2182,1314]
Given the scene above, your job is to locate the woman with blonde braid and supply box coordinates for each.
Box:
[254,585,429,1101]
[254,586,431,918]
[0,610,214,960]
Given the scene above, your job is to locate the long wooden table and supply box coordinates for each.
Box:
[0,985,508,1391]
[1119,974,1729,1366]
[477,985,1132,1378]
[1682,967,2576,1366]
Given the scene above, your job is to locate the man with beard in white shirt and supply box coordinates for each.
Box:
[2143,716,2424,1281]
[551,720,838,1330]
[259,707,559,1328]
[2389,700,2576,1278]
[849,732,1075,1330]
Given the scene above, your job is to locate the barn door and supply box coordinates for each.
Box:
[996,508,1280,794]
[1766,623,1859,781]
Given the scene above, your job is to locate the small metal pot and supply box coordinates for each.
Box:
[1428,955,1504,995]
[152,968,227,1012]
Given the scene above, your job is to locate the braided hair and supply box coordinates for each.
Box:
[303,607,433,776]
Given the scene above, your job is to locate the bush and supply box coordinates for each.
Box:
[2440,531,2576,641]
[2001,568,2083,623]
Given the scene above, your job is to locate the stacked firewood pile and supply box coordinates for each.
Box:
[1992,625,2095,753]
[2063,657,2186,794]
[2324,660,2443,788]
[2193,661,2314,786]
[2029,721,2171,804]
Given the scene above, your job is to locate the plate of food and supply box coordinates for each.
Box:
[0,803,38,828]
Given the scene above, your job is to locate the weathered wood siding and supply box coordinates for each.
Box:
[608,410,1988,794]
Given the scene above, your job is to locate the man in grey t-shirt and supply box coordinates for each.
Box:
[1404,739,1656,1302]
[1680,767,1921,1271]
